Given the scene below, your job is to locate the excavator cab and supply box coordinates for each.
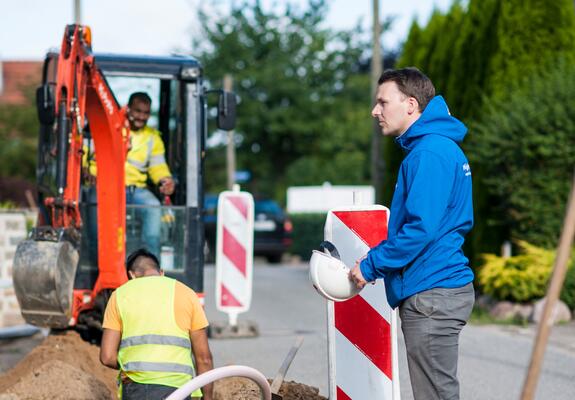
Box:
[13,25,236,339]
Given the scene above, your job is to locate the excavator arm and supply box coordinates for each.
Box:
[13,25,130,329]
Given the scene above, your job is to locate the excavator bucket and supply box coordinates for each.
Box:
[13,239,79,328]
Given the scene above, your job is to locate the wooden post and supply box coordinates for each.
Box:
[520,171,575,400]
[223,74,236,190]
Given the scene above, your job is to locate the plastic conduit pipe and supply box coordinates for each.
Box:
[165,365,272,400]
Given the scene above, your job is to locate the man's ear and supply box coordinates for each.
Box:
[407,97,419,115]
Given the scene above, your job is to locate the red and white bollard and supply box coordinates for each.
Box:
[215,185,254,329]
[324,205,400,399]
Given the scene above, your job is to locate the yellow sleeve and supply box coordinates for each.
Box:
[175,281,209,332]
[82,144,97,176]
[102,291,122,331]
[147,131,171,184]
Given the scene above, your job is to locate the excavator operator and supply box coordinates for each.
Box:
[84,92,174,258]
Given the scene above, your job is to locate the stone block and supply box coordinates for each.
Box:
[531,297,572,324]
[489,301,515,320]
[489,301,533,321]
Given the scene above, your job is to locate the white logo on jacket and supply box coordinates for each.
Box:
[462,163,471,176]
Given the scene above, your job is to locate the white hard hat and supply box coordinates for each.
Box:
[309,247,361,302]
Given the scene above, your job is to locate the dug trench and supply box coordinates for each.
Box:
[0,331,326,400]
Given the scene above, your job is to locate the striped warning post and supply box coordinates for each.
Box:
[325,205,400,400]
[215,188,254,323]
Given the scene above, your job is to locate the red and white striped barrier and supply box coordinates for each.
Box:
[215,187,254,326]
[325,205,400,400]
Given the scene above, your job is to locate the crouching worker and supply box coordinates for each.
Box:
[100,249,213,400]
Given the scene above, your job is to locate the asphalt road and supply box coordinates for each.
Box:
[204,261,575,400]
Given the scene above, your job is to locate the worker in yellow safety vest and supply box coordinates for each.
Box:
[84,91,175,258]
[100,248,213,400]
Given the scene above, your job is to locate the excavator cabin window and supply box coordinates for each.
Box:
[80,76,186,277]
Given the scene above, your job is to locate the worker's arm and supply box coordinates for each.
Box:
[190,328,213,400]
[100,328,121,369]
[148,132,173,194]
[100,292,122,369]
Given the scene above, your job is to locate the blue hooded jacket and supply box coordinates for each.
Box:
[360,96,474,308]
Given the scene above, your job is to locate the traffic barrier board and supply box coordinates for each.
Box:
[324,205,400,400]
[215,187,254,325]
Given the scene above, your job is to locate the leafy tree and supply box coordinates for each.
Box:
[447,0,500,119]
[485,0,575,101]
[0,85,38,182]
[470,62,575,247]
[194,0,373,200]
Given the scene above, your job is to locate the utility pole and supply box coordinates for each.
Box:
[371,0,383,201]
[74,0,82,24]
[224,74,236,190]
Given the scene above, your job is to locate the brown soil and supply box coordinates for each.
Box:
[0,331,326,400]
[213,377,327,400]
[5,360,112,400]
[0,331,116,399]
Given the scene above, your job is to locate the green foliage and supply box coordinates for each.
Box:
[0,86,38,182]
[560,260,575,310]
[0,200,18,209]
[398,0,575,265]
[289,213,326,260]
[469,62,575,247]
[485,0,575,102]
[478,241,558,302]
[447,0,500,119]
[194,0,373,199]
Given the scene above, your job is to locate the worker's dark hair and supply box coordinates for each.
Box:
[128,92,152,106]
[126,248,160,273]
[378,67,435,112]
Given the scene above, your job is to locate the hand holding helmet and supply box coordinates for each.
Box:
[309,241,362,302]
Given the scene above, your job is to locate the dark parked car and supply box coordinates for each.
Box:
[203,194,293,263]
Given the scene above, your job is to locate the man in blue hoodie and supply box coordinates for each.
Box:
[349,68,475,400]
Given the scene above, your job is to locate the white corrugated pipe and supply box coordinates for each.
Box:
[165,365,272,400]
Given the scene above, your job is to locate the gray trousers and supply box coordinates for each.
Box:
[122,381,176,400]
[399,283,475,400]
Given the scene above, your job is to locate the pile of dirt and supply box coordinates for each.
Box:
[0,331,326,400]
[214,377,327,400]
[5,360,112,400]
[0,331,116,399]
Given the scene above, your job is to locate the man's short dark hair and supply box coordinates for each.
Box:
[126,248,160,273]
[378,67,435,112]
[128,92,152,106]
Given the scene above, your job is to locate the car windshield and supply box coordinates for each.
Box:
[255,200,282,214]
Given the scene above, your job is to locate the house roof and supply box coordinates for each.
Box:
[0,61,42,105]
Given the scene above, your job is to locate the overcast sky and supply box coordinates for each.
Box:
[0,0,452,60]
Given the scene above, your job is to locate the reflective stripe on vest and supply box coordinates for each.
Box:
[120,334,191,349]
[126,158,148,172]
[123,361,195,376]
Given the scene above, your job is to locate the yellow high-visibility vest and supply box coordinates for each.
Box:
[82,126,171,187]
[116,276,201,396]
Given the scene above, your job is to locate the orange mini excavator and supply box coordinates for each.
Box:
[12,25,235,341]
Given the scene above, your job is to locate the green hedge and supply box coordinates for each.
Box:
[289,213,326,260]
[478,240,575,307]
[560,261,575,311]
